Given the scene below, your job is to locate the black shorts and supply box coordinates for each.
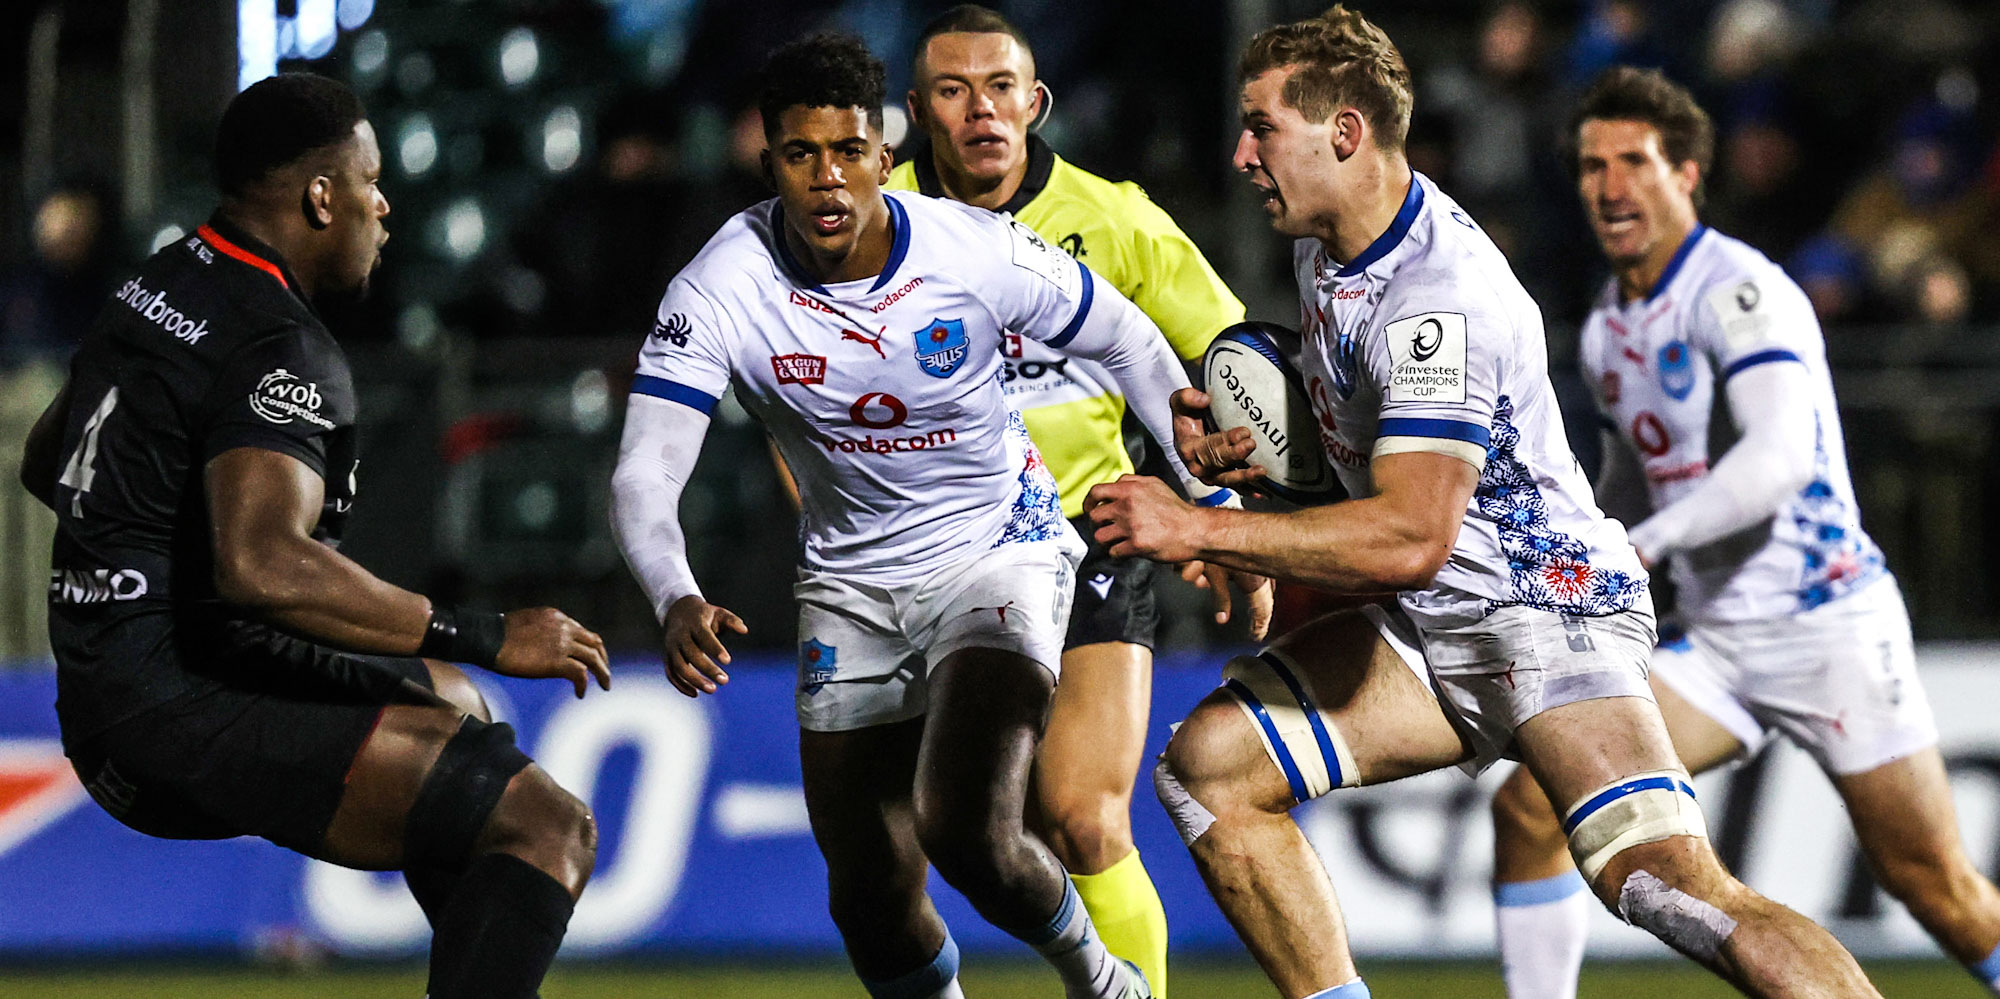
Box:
[1065,513,1159,651]
[65,629,436,855]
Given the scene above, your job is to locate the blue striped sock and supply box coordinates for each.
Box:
[1303,978,1370,998]
[1493,870,1589,908]
[861,932,961,999]
[1968,939,2000,992]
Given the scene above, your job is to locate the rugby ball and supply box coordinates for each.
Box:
[1201,322,1339,504]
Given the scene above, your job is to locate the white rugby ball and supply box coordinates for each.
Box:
[1201,322,1339,504]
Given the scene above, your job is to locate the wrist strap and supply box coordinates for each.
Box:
[417,602,507,667]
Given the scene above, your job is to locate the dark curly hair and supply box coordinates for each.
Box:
[215,73,367,199]
[759,32,886,138]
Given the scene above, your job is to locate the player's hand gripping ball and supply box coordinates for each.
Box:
[1200,321,1338,504]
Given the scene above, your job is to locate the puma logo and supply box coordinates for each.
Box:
[842,328,886,358]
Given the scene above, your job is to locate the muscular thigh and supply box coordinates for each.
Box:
[1176,609,1468,814]
[1038,640,1151,804]
[70,648,438,855]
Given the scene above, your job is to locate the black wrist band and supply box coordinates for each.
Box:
[417,602,507,667]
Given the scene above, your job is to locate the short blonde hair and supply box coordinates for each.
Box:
[1240,5,1413,152]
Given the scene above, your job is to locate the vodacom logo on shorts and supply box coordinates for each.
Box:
[824,392,958,454]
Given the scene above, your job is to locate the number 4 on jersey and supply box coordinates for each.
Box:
[57,387,119,518]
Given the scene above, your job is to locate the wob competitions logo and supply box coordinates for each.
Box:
[250,369,334,429]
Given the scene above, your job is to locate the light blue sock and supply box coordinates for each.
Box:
[1494,869,1589,907]
[1303,978,1370,998]
[1968,939,2000,994]
[861,931,962,999]
[1003,879,1123,997]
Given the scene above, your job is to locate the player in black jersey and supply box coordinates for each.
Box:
[17,74,609,999]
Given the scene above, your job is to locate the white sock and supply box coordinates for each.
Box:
[1494,871,1591,999]
[1009,879,1131,998]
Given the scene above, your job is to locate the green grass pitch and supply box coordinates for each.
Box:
[0,960,1977,997]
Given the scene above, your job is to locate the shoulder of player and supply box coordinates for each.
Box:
[1683,229,1810,317]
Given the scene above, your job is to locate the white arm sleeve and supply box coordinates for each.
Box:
[1048,270,1227,502]
[610,394,712,623]
[1626,359,1815,559]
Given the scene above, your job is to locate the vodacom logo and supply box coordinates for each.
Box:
[849,392,908,429]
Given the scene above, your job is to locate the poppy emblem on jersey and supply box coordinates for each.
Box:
[1657,340,1694,401]
[799,638,838,696]
[913,318,969,378]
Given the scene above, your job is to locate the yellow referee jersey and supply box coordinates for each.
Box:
[889,135,1244,517]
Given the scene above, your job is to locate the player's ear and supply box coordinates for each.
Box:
[905,89,924,127]
[877,142,894,184]
[1676,158,1700,198]
[1331,108,1364,160]
[758,148,775,191]
[303,175,335,230]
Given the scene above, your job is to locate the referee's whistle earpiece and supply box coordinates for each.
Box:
[1031,82,1054,131]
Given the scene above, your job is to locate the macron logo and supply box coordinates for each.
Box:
[116,280,210,345]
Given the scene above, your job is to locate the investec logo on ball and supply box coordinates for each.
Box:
[1211,360,1291,460]
[1384,312,1467,404]
[115,279,210,344]
[249,368,335,429]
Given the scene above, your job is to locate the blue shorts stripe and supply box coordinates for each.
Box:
[1044,258,1096,350]
[1723,348,1801,380]
[1256,653,1341,788]
[1224,677,1309,803]
[1561,775,1696,835]
[1376,417,1491,448]
[631,374,720,415]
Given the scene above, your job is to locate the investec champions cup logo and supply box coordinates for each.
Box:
[913,318,969,378]
[250,368,335,429]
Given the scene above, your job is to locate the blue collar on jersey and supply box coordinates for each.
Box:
[1646,223,1709,304]
[770,194,913,296]
[1336,172,1425,278]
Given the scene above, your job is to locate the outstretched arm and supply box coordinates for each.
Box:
[1625,360,1815,564]
[610,393,745,696]
[1087,449,1477,594]
[207,448,609,695]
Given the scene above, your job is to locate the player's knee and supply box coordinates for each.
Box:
[1038,788,1131,870]
[479,769,597,895]
[912,793,1007,887]
[1182,651,1360,810]
[404,715,534,871]
[1873,843,1981,917]
[1557,770,1742,959]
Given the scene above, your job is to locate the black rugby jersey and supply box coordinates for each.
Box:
[46,217,359,741]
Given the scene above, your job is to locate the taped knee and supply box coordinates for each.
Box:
[1220,650,1359,805]
[1617,870,1739,962]
[1561,769,1707,882]
[404,716,533,869]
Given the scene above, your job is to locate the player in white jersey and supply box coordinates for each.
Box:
[609,36,1253,999]
[1486,66,2000,999]
[1085,10,1881,998]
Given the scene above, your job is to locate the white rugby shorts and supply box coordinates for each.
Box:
[1655,575,1935,776]
[1362,595,1658,774]
[792,539,1079,732]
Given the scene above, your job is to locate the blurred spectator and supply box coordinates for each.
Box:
[1,180,120,368]
[1789,233,1871,323]
[1830,94,2000,322]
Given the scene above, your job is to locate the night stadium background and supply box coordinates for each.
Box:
[2,0,1998,995]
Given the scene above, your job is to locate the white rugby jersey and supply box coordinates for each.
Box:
[1579,225,1884,623]
[1294,172,1647,626]
[633,192,1122,583]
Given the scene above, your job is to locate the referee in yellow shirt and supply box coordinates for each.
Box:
[892,8,1265,995]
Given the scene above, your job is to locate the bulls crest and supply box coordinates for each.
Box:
[1658,339,1694,401]
[913,317,969,378]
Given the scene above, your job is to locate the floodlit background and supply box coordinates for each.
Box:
[1,0,1998,995]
